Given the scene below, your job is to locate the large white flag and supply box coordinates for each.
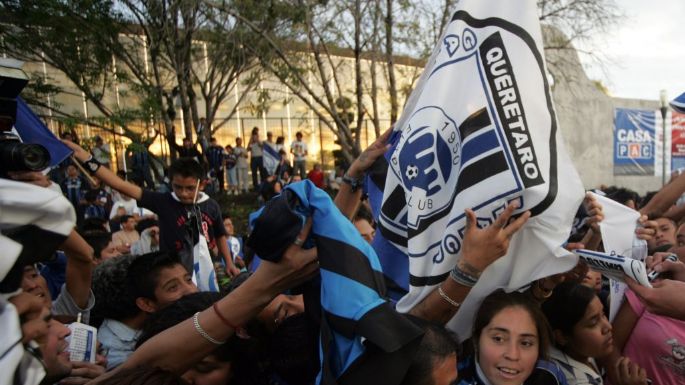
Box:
[378,0,584,338]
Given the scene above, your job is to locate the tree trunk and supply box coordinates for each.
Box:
[385,0,398,125]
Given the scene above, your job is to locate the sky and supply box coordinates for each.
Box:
[579,0,685,103]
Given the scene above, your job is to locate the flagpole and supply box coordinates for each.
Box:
[660,89,668,185]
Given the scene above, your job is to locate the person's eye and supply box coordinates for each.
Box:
[167,284,178,292]
[491,335,504,343]
[521,339,536,348]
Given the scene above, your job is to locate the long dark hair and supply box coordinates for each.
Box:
[541,281,596,337]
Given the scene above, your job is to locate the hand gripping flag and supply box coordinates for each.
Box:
[373,0,585,339]
[248,180,424,385]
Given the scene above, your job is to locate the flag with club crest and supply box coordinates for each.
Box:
[371,0,585,339]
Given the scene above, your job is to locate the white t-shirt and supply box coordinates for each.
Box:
[291,140,308,161]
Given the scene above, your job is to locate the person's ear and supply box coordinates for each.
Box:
[136,297,157,314]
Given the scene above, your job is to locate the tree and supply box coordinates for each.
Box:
[211,0,442,162]
[537,0,622,84]
[0,0,267,161]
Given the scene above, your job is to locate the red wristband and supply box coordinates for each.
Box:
[213,303,239,330]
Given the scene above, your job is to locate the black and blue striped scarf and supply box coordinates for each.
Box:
[249,180,423,385]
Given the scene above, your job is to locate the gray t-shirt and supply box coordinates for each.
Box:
[52,284,95,324]
[249,141,263,157]
[234,146,249,168]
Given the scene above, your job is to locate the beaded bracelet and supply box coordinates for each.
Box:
[192,312,226,345]
[449,265,479,287]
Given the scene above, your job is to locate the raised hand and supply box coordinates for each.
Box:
[459,202,531,276]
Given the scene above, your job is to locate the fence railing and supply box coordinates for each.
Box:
[53,116,394,173]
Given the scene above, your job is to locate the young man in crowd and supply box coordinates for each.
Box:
[92,135,112,169]
[290,131,308,179]
[111,215,139,253]
[647,217,677,253]
[92,251,198,369]
[127,251,199,314]
[223,216,244,270]
[62,140,241,277]
[233,137,250,194]
[176,137,204,165]
[307,163,325,189]
[60,163,87,222]
[207,137,227,192]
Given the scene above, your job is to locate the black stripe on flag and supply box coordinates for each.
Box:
[317,235,387,294]
[409,271,450,287]
[379,224,408,247]
[381,185,406,222]
[458,107,491,140]
[368,157,389,192]
[455,151,509,193]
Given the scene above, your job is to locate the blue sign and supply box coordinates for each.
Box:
[614,108,655,175]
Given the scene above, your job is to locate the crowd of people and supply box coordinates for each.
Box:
[3,125,685,385]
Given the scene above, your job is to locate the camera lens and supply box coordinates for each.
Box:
[20,143,50,170]
[0,140,51,172]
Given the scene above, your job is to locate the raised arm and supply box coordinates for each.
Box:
[640,172,685,217]
[409,203,530,323]
[118,221,318,374]
[334,128,392,220]
[63,140,143,201]
[61,229,95,309]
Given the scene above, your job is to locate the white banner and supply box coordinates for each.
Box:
[379,0,584,338]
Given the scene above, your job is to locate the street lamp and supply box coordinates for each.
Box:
[660,89,668,185]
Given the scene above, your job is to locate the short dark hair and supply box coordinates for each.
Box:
[136,218,159,234]
[84,189,99,203]
[127,251,185,301]
[92,254,141,321]
[295,131,302,137]
[472,290,551,360]
[81,230,112,260]
[79,217,108,233]
[400,316,459,385]
[354,205,374,225]
[136,292,237,363]
[602,186,639,207]
[120,215,134,225]
[168,157,204,180]
[541,281,597,337]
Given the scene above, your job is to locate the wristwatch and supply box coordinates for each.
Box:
[342,172,364,192]
[81,155,102,174]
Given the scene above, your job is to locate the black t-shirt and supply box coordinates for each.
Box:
[138,190,227,271]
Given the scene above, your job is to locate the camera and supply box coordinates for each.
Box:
[0,62,50,176]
